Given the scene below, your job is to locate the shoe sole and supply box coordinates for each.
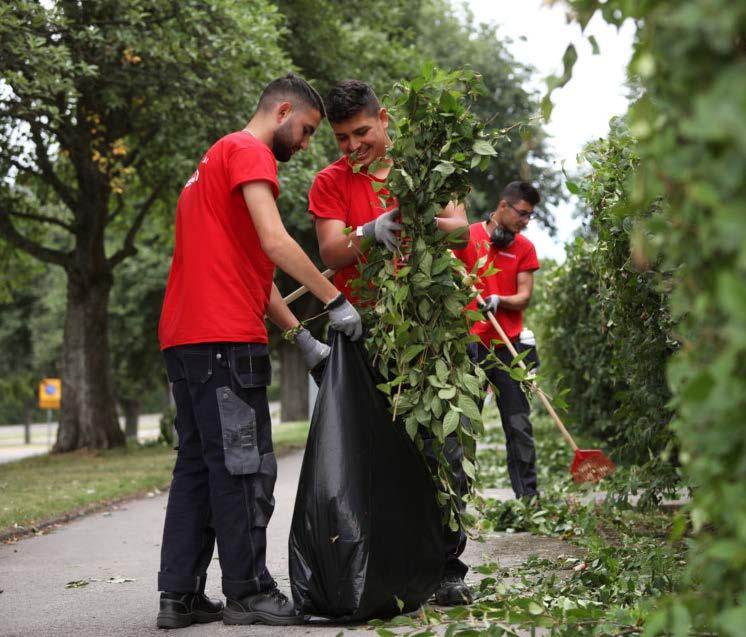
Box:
[223,607,304,626]
[156,609,223,629]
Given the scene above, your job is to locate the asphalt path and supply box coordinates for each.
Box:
[0,448,576,637]
[0,405,281,464]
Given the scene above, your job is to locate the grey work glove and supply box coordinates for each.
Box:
[361,208,401,253]
[478,294,500,316]
[295,327,330,370]
[325,293,363,341]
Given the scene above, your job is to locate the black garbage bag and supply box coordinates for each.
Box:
[289,331,444,621]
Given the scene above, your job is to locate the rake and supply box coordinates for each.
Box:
[474,292,615,484]
[281,269,335,304]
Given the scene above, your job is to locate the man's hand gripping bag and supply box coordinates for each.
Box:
[289,331,444,621]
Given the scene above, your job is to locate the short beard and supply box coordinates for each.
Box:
[271,121,295,163]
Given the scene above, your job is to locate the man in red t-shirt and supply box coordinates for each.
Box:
[308,80,472,607]
[454,181,542,500]
[156,74,362,629]
[308,79,468,301]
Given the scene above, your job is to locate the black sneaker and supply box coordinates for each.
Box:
[223,587,304,626]
[433,575,473,606]
[156,592,224,629]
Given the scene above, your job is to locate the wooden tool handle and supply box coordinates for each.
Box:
[282,269,335,305]
[475,292,579,451]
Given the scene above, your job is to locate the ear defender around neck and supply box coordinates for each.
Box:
[490,225,515,248]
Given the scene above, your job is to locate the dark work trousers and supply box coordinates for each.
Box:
[158,343,278,599]
[468,341,539,498]
[422,434,469,579]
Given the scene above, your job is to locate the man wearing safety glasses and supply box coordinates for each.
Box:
[454,181,542,500]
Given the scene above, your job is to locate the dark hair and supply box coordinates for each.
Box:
[258,73,325,118]
[324,80,380,124]
[500,181,540,206]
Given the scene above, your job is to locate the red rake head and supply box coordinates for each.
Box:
[570,449,616,484]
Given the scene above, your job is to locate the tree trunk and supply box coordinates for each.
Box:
[120,398,140,439]
[280,340,308,423]
[54,270,125,451]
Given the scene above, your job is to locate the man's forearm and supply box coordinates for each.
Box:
[266,283,301,331]
[263,232,340,305]
[494,293,531,312]
[319,232,365,270]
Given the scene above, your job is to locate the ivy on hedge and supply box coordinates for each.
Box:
[538,119,678,494]
[561,2,746,634]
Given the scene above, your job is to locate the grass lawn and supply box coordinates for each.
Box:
[0,420,309,536]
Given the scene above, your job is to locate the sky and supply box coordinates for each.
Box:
[463,0,636,262]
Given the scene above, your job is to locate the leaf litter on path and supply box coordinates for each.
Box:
[65,575,136,588]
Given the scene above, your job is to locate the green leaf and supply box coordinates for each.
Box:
[405,416,418,440]
[472,139,497,156]
[444,295,463,317]
[435,359,449,382]
[461,457,476,480]
[462,373,482,397]
[588,34,600,55]
[394,596,405,613]
[566,180,580,194]
[717,606,746,637]
[457,394,482,421]
[401,344,425,364]
[443,409,459,436]
[432,255,451,275]
[433,161,456,175]
[438,386,457,400]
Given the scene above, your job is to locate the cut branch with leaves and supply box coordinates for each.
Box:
[355,65,504,529]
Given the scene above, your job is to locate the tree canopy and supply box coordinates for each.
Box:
[0,0,556,443]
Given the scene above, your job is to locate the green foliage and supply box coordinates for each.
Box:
[559,1,746,632]
[0,0,292,443]
[108,230,169,411]
[371,416,688,636]
[412,1,562,225]
[355,66,498,524]
[0,0,559,431]
[0,266,64,424]
[536,120,678,503]
[273,0,561,233]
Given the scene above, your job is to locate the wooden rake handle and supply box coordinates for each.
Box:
[282,269,336,305]
[474,291,579,452]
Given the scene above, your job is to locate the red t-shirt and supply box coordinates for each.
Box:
[158,132,280,349]
[453,222,539,347]
[308,156,397,301]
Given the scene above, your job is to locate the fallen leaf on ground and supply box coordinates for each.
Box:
[106,576,135,584]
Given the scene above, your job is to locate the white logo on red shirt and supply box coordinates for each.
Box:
[184,168,199,189]
[498,251,516,259]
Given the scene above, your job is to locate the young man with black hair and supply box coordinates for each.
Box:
[309,79,468,299]
[308,79,473,607]
[156,74,362,629]
[454,181,542,500]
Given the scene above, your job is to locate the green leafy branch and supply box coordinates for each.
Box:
[353,64,504,528]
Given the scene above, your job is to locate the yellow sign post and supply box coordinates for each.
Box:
[38,378,61,446]
[39,378,62,410]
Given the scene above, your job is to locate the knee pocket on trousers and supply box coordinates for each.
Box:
[250,452,277,527]
[216,387,261,475]
[507,413,536,464]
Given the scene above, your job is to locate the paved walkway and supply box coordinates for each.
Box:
[0,405,281,464]
[0,450,578,636]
